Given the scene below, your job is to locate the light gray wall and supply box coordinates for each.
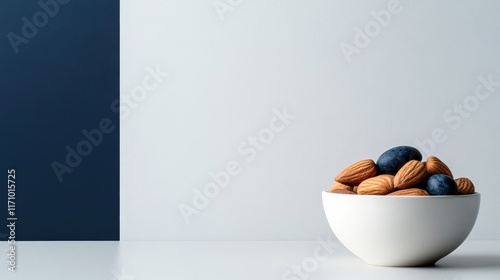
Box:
[121,0,500,240]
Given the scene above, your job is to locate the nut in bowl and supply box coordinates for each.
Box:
[323,146,481,266]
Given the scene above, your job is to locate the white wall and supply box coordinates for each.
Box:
[120,0,500,240]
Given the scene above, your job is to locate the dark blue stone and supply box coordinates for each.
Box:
[426,174,458,195]
[376,146,422,175]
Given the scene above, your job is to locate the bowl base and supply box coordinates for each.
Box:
[364,260,437,267]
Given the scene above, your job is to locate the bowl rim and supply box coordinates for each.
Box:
[322,191,480,198]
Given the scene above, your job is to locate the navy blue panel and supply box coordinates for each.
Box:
[0,0,119,240]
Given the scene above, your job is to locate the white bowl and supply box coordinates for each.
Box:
[322,191,480,266]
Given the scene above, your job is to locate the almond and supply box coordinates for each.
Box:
[330,189,357,195]
[387,188,429,196]
[426,156,453,177]
[353,186,358,194]
[394,160,427,189]
[329,182,354,192]
[335,159,377,186]
[455,177,475,194]
[357,174,394,195]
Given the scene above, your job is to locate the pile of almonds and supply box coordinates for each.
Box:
[330,156,475,196]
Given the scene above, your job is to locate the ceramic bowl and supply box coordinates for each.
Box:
[322,191,480,266]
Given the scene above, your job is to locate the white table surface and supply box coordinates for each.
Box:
[1,240,499,280]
